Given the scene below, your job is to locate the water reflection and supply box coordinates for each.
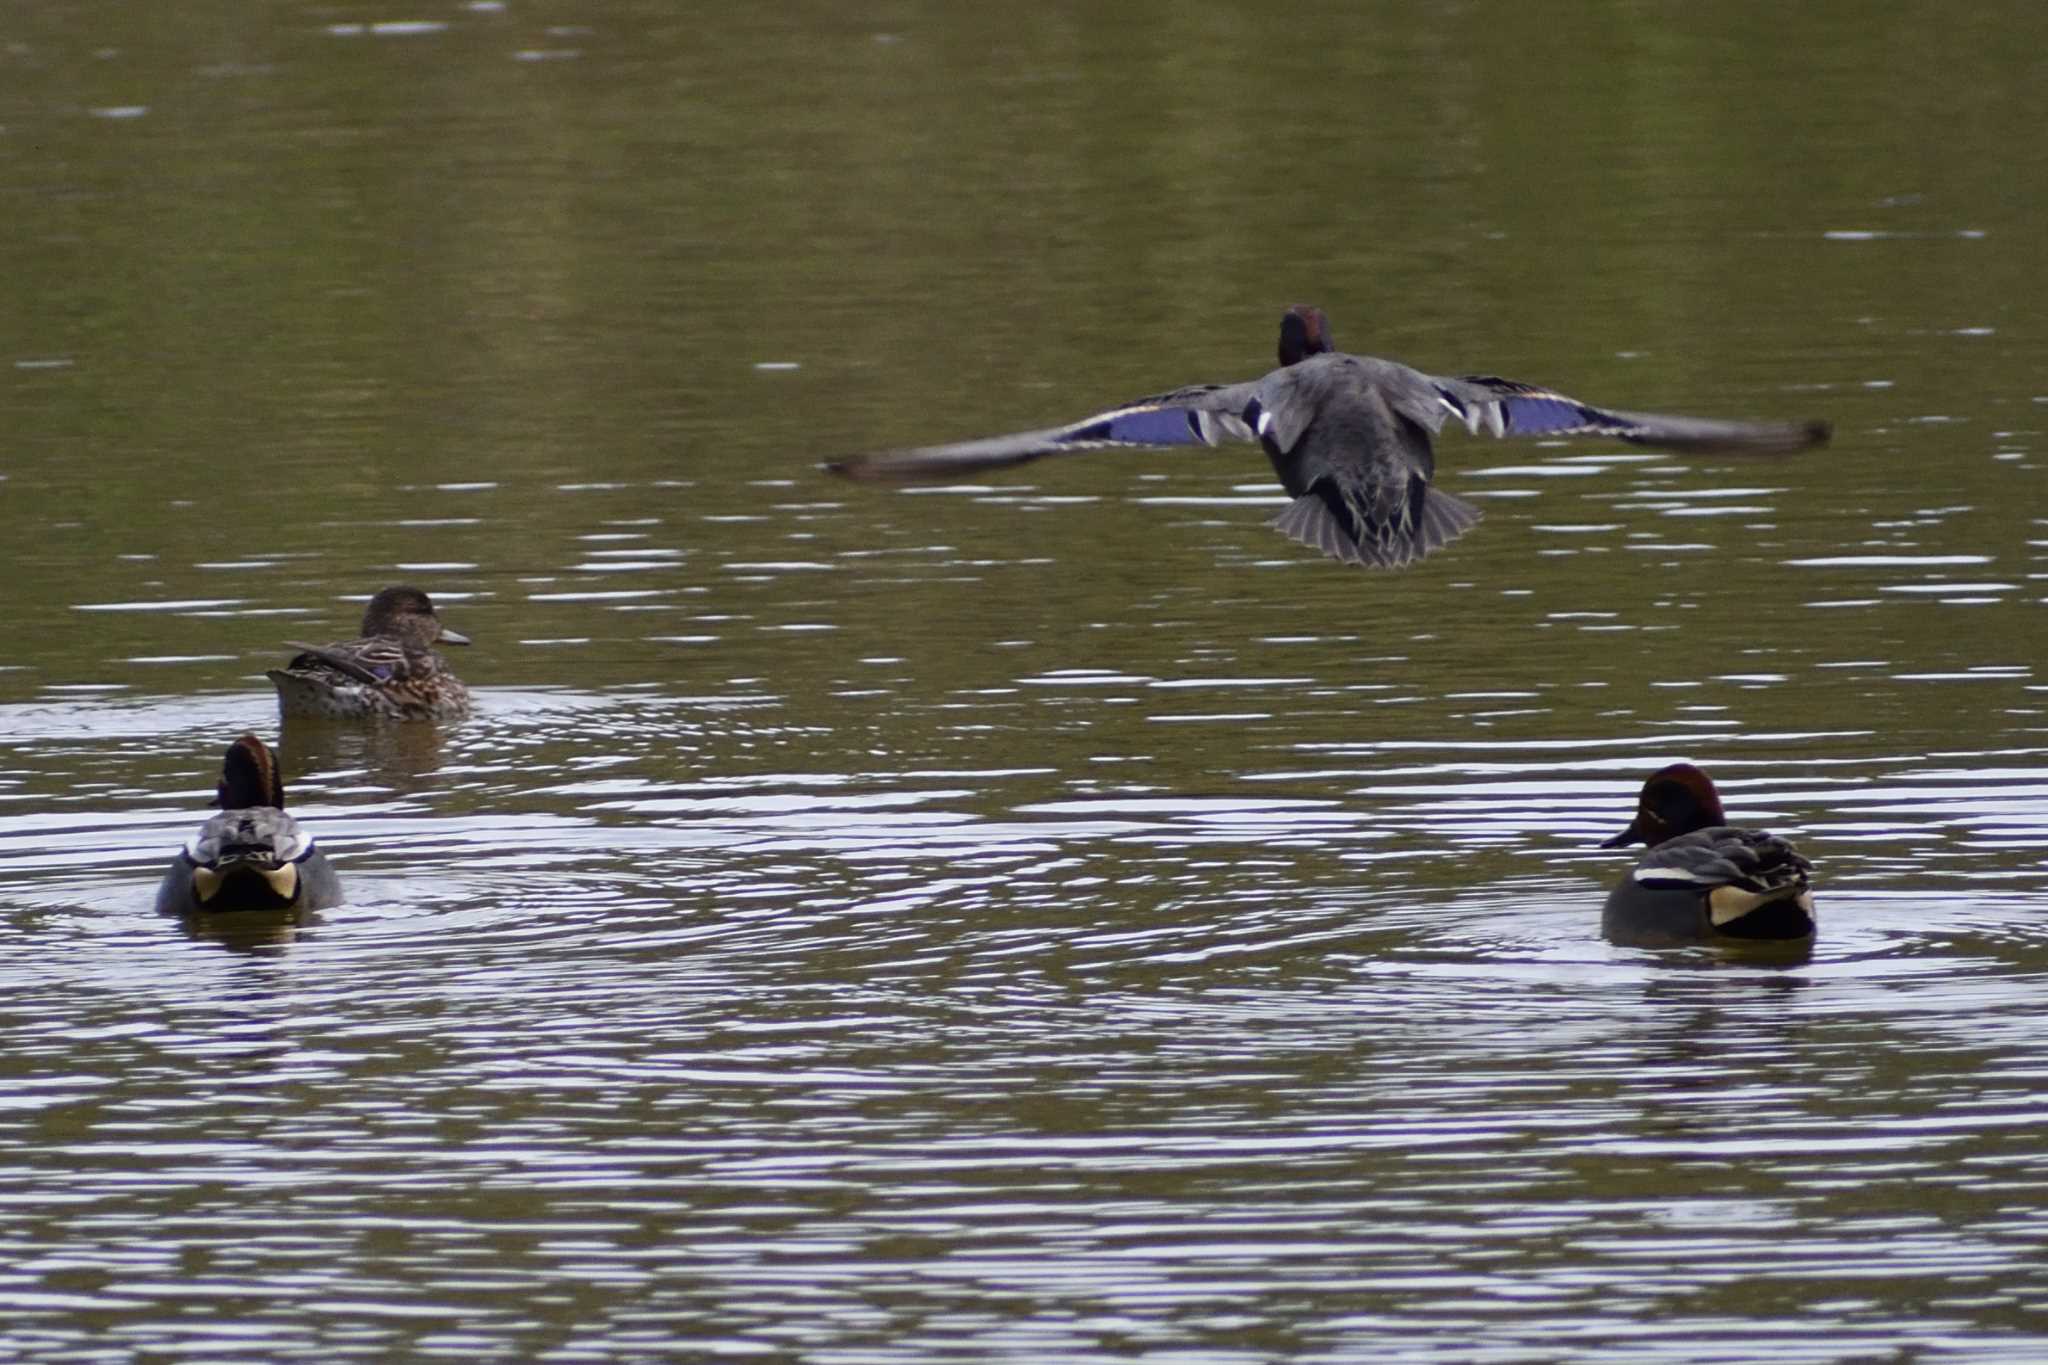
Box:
[173,906,311,954]
[279,712,449,794]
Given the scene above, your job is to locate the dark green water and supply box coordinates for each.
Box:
[4,3,2048,1359]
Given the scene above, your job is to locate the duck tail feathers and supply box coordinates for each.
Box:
[1415,487,1483,556]
[1272,492,1389,568]
[1269,485,1481,570]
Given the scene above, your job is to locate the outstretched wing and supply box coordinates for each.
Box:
[1435,375,1831,454]
[826,382,1261,483]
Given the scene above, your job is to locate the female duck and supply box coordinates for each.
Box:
[268,585,472,722]
[156,735,342,915]
[1600,763,1815,946]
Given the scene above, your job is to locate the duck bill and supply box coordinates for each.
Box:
[437,627,472,647]
[1600,819,1645,849]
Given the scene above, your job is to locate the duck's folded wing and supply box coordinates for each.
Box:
[826,382,1260,483]
[1434,375,1831,454]
[1632,827,1812,891]
[281,640,411,685]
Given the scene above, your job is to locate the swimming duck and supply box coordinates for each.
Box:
[829,306,1830,569]
[268,585,472,722]
[1599,763,1815,946]
[155,734,342,915]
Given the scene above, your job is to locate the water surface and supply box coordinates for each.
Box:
[4,2,2048,1359]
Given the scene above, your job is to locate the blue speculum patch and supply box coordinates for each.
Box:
[1069,406,1207,447]
[1501,394,1600,433]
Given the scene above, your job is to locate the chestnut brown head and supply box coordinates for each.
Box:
[1277,306,1333,367]
[215,734,286,810]
[1601,763,1728,849]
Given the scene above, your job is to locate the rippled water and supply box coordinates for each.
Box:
[6,2,2048,1360]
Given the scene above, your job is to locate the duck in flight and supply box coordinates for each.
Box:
[828,306,1830,569]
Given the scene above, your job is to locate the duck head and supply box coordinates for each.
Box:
[361,585,470,649]
[1278,305,1333,367]
[1601,762,1727,848]
[215,733,285,810]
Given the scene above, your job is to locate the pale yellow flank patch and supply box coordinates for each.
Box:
[1707,881,1804,927]
[191,861,299,905]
